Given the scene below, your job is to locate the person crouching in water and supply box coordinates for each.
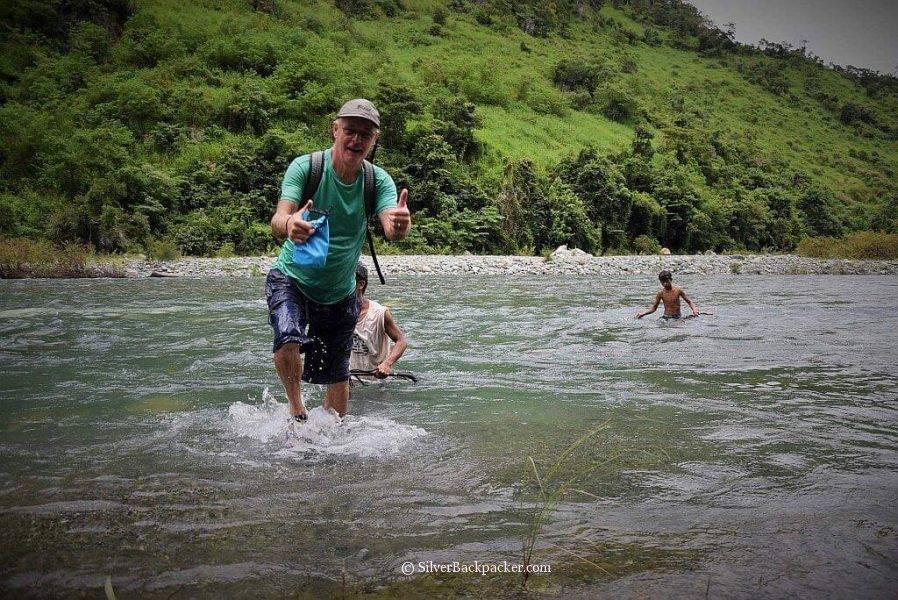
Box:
[350,262,407,378]
[636,270,699,320]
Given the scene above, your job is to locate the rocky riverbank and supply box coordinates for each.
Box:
[123,250,898,278]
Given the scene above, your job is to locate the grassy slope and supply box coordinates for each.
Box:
[332,2,893,203]
[3,0,895,243]
[121,1,898,189]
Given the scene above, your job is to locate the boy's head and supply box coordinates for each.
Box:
[658,270,673,287]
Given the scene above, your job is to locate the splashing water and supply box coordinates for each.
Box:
[227,387,427,458]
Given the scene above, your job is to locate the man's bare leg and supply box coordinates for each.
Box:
[274,343,307,417]
[323,380,350,418]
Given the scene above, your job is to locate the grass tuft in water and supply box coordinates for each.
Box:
[518,420,663,588]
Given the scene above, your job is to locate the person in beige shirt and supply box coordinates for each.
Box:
[350,262,407,378]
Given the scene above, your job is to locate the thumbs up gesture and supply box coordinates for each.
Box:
[287,199,316,243]
[387,189,411,240]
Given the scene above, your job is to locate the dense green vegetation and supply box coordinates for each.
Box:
[1,0,896,258]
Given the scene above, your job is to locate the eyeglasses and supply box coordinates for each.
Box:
[339,126,376,142]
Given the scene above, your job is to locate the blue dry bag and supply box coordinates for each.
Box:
[292,209,329,268]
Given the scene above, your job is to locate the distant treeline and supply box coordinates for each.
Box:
[1,0,896,258]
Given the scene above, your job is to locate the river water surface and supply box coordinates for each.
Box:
[1,274,896,598]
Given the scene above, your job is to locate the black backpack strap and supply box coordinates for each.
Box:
[362,160,386,285]
[301,151,324,206]
[362,159,376,221]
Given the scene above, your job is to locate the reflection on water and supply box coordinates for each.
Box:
[0,274,896,597]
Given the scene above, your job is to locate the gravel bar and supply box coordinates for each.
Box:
[121,252,898,278]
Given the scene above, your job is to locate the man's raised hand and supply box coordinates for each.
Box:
[390,189,411,237]
[288,199,316,243]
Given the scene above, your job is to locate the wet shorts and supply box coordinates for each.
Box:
[661,314,682,320]
[265,268,360,385]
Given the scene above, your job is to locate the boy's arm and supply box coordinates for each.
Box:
[636,291,662,319]
[375,309,408,378]
[680,289,699,316]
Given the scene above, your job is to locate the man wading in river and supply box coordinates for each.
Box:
[265,99,411,422]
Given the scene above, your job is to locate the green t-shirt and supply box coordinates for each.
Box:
[272,149,397,304]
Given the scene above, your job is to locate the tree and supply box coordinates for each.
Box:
[871,195,898,234]
[433,98,481,161]
[374,83,421,152]
[544,179,601,254]
[495,159,546,253]
[631,125,654,158]
[728,196,769,250]
[797,189,844,237]
[628,191,666,242]
[555,148,633,252]
[402,134,456,216]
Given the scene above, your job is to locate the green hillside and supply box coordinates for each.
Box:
[1,0,896,258]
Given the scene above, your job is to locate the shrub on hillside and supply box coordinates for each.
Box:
[238,222,277,255]
[871,196,898,234]
[0,238,123,278]
[685,208,723,252]
[201,36,279,76]
[746,60,789,95]
[69,22,112,61]
[38,123,136,197]
[522,85,569,116]
[628,192,666,241]
[12,54,95,108]
[115,12,187,67]
[642,28,662,47]
[0,102,59,182]
[374,83,421,151]
[86,75,165,134]
[795,235,836,258]
[146,237,180,261]
[840,231,898,259]
[797,189,844,237]
[335,0,374,17]
[223,80,275,135]
[796,232,898,259]
[164,82,218,128]
[555,148,632,237]
[633,234,661,255]
[0,188,67,239]
[599,85,639,122]
[839,102,876,126]
[173,210,219,256]
[552,60,602,96]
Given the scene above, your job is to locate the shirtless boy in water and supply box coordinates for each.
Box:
[636,270,699,320]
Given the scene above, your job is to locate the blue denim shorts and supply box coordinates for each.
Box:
[265,268,360,384]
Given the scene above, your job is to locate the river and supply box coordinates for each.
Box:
[1,274,896,598]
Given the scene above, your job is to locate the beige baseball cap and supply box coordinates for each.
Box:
[336,99,380,127]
